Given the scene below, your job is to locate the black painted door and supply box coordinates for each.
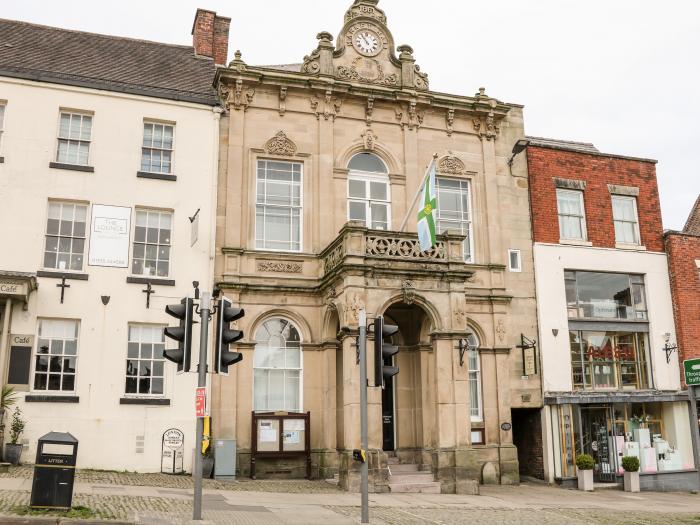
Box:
[382,358,395,451]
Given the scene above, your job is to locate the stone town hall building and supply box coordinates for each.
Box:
[212,0,541,492]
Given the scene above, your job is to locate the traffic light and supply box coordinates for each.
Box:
[163,298,194,373]
[374,316,399,387]
[214,297,245,374]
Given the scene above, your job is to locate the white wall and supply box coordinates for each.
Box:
[0,76,219,471]
[533,243,680,393]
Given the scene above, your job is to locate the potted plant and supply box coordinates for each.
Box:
[0,386,18,462]
[576,453,595,491]
[5,407,25,466]
[622,456,640,493]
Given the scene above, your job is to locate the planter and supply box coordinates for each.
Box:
[4,443,22,466]
[202,456,214,479]
[577,469,594,491]
[624,471,640,493]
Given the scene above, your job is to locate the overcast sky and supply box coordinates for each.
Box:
[4,0,699,229]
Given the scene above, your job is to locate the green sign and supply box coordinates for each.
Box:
[684,359,700,386]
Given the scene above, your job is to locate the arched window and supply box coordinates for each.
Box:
[467,333,482,421]
[253,318,302,412]
[347,153,391,230]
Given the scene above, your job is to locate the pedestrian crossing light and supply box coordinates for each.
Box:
[163,298,194,373]
[374,316,399,387]
[214,297,245,375]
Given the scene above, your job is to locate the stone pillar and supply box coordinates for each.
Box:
[397,45,416,89]
[316,32,335,77]
[314,342,339,478]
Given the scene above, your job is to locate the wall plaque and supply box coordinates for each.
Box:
[88,205,132,268]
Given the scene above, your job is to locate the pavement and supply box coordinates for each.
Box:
[0,468,699,524]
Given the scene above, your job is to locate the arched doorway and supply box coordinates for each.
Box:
[381,300,434,454]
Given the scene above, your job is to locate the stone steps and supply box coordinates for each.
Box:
[387,460,441,494]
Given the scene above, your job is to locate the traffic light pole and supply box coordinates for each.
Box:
[359,309,369,524]
[193,291,210,521]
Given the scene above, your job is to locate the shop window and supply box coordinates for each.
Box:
[132,209,172,277]
[570,331,650,391]
[556,188,587,241]
[33,319,79,392]
[43,201,88,271]
[255,160,302,252]
[125,325,165,396]
[253,318,302,412]
[565,271,647,320]
[436,178,473,262]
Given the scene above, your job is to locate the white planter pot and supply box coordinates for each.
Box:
[577,469,594,491]
[624,471,640,493]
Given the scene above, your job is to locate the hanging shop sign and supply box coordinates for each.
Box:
[88,204,131,268]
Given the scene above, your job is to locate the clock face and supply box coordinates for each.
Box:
[353,30,381,56]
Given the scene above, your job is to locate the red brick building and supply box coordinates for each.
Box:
[665,197,700,384]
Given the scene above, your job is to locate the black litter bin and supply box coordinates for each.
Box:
[30,432,79,510]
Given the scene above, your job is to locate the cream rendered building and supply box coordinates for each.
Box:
[212,0,541,492]
[0,14,226,472]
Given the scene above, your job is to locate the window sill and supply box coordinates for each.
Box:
[126,276,175,287]
[49,162,94,173]
[615,243,646,251]
[120,397,170,406]
[25,395,79,403]
[137,171,177,181]
[37,270,89,281]
[559,239,593,247]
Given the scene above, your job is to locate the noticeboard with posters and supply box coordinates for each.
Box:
[251,411,310,479]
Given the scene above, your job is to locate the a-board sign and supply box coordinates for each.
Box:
[161,428,184,474]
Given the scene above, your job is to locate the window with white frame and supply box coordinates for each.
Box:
[132,209,172,277]
[141,122,174,174]
[508,249,522,272]
[33,319,79,392]
[0,103,5,152]
[347,153,390,230]
[612,195,641,245]
[125,325,165,396]
[43,201,88,271]
[556,189,587,240]
[436,178,473,262]
[467,333,482,421]
[255,160,302,252]
[253,318,302,412]
[56,111,92,166]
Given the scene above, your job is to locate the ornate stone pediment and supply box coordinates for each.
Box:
[438,155,466,176]
[301,0,429,91]
[264,131,297,156]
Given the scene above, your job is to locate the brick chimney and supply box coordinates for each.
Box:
[192,8,231,65]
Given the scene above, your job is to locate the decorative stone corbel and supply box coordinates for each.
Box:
[402,280,416,305]
[365,95,375,126]
[311,90,342,121]
[279,86,287,117]
[446,108,455,136]
[407,100,423,130]
[231,78,255,112]
[395,107,405,129]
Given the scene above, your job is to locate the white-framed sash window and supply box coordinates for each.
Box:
[56,111,92,166]
[43,201,88,271]
[141,122,174,174]
[436,177,473,262]
[612,195,641,245]
[125,324,166,396]
[255,160,302,252]
[347,176,391,230]
[132,209,172,277]
[557,189,587,241]
[33,319,79,393]
[253,318,302,412]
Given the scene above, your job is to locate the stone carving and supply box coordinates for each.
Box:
[446,109,455,136]
[337,57,398,87]
[365,95,374,126]
[324,287,338,309]
[323,243,345,275]
[346,294,365,324]
[496,319,506,343]
[302,45,321,74]
[473,110,500,140]
[311,90,343,121]
[278,87,287,116]
[228,50,247,73]
[365,235,446,260]
[344,0,387,25]
[402,280,416,305]
[414,65,429,90]
[256,260,303,273]
[394,107,405,129]
[362,129,377,151]
[453,299,467,327]
[406,101,423,130]
[221,79,255,112]
[264,131,297,156]
[438,155,466,176]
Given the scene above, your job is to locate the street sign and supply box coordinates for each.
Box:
[684,359,700,386]
[195,387,207,418]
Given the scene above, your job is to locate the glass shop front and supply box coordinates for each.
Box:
[550,401,695,482]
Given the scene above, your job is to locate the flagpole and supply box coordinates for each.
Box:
[399,153,438,232]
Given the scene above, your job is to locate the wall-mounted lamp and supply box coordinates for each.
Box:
[458,338,475,367]
[552,329,559,337]
[662,332,678,364]
[101,296,110,306]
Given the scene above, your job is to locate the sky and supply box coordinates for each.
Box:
[4,0,699,230]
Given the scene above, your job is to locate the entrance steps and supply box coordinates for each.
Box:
[387,455,441,494]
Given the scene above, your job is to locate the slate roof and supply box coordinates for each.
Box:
[0,18,218,105]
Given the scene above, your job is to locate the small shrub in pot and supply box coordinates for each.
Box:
[576,454,595,470]
[622,456,640,473]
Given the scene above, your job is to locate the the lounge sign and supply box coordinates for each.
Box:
[0,280,27,296]
[88,204,132,268]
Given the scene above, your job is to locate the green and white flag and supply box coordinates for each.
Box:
[417,159,438,252]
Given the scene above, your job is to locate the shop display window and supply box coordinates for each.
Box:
[565,271,647,320]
